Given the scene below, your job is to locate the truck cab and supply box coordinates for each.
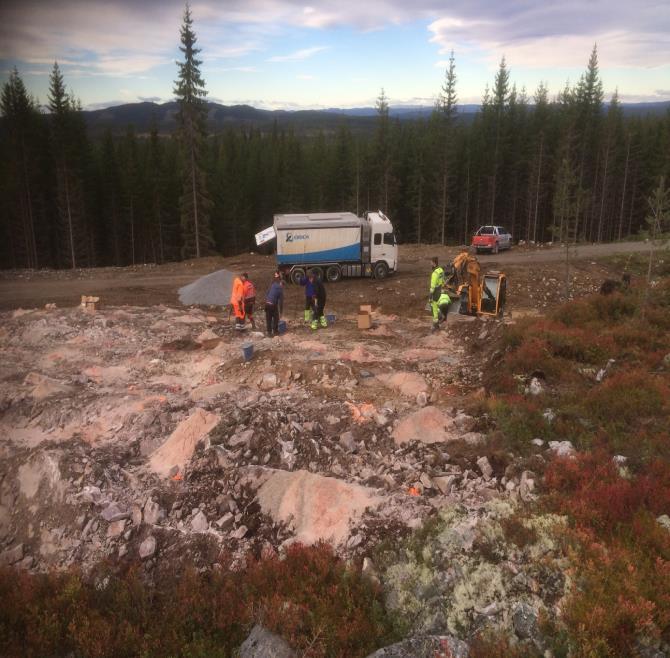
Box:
[367,211,398,279]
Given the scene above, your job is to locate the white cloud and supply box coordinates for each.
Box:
[269,46,328,62]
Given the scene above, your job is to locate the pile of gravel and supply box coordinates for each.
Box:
[178,269,236,306]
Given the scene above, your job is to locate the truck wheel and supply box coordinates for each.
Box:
[326,265,342,282]
[290,268,305,285]
[373,262,389,279]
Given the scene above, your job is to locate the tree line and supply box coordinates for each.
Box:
[1,10,669,269]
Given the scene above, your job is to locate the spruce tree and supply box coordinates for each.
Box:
[436,51,457,244]
[174,4,213,259]
[48,62,88,269]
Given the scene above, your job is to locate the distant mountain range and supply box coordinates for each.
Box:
[79,100,670,137]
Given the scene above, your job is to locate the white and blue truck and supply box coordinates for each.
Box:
[255,211,398,284]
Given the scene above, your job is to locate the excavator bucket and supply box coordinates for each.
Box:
[478,272,506,316]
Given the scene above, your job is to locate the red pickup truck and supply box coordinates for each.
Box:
[472,225,512,254]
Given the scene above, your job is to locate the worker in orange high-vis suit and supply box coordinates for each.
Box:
[230,275,246,330]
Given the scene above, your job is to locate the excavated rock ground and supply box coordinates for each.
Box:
[0,302,511,573]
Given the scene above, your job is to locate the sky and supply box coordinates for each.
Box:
[1,0,669,111]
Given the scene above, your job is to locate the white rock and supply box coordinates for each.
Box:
[139,535,156,559]
[416,391,428,407]
[548,440,575,457]
[476,456,493,480]
[143,499,165,525]
[339,431,357,453]
[528,377,544,395]
[190,510,209,533]
[232,525,248,540]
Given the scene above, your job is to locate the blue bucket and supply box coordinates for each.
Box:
[326,313,336,324]
[278,320,287,335]
[242,343,253,361]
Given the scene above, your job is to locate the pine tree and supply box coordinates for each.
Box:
[174,4,213,259]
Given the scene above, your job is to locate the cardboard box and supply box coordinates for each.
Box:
[357,312,371,329]
[359,304,373,314]
[80,295,100,313]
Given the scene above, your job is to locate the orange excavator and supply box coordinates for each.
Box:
[445,251,507,317]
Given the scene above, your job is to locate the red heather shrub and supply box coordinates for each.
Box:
[560,526,670,656]
[544,453,670,533]
[584,370,668,427]
[0,543,395,658]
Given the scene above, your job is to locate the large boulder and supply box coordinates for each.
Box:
[377,372,429,398]
[393,407,456,445]
[149,408,220,477]
[257,469,381,546]
[238,625,296,658]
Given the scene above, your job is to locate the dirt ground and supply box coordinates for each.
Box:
[0,240,650,312]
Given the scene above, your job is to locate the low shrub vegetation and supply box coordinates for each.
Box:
[488,277,670,656]
[0,542,397,658]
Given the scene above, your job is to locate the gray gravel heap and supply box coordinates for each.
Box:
[178,269,236,306]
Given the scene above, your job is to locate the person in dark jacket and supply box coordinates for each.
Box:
[299,271,317,323]
[264,272,284,337]
[307,270,327,330]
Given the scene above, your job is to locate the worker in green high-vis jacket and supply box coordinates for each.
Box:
[429,256,446,332]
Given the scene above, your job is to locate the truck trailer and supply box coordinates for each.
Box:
[255,211,398,283]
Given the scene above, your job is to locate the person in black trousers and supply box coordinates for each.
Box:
[264,272,284,336]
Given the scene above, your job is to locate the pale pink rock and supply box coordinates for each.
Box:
[257,469,380,546]
[377,372,429,398]
[149,408,220,477]
[393,406,456,445]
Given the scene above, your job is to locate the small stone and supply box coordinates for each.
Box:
[259,373,278,391]
[18,555,34,570]
[0,543,24,565]
[215,513,234,530]
[476,456,493,480]
[657,514,670,532]
[139,535,156,559]
[433,475,456,494]
[527,377,544,396]
[513,602,538,640]
[548,440,575,457]
[229,428,254,448]
[190,510,209,533]
[131,504,143,526]
[101,502,130,523]
[143,499,165,525]
[232,525,248,540]
[531,438,545,447]
[419,472,433,489]
[339,431,357,453]
[107,519,126,538]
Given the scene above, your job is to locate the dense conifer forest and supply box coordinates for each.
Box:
[1,34,669,269]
